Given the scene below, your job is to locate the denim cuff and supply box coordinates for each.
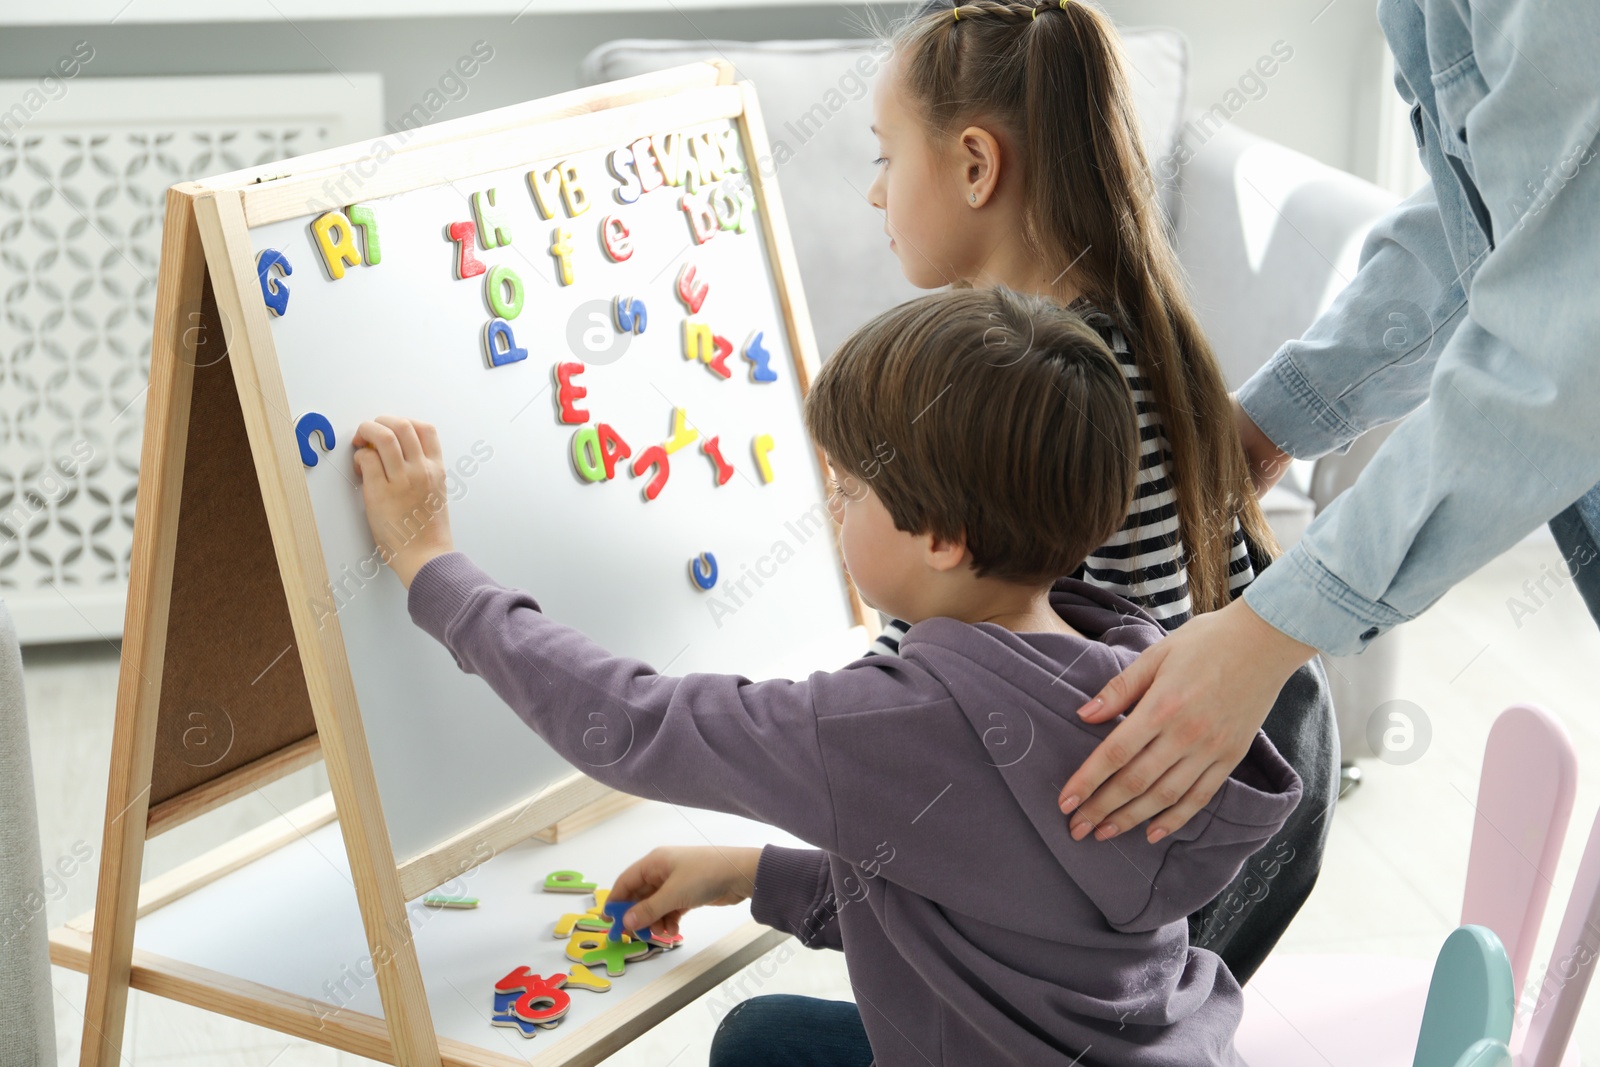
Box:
[1237,348,1361,462]
[1242,543,1411,657]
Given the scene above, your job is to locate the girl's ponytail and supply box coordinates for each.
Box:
[894,0,1278,613]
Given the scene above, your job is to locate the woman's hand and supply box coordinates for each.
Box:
[351,416,455,589]
[609,846,763,936]
[1233,395,1293,496]
[1057,596,1317,843]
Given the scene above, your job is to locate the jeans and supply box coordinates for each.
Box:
[710,995,873,1067]
[1546,480,1600,629]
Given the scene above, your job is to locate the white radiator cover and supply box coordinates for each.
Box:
[0,73,381,645]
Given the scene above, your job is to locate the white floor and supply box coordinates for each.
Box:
[23,534,1600,1066]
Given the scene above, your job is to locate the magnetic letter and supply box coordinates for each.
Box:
[654,132,687,189]
[565,964,612,992]
[630,136,666,192]
[701,436,734,486]
[559,161,590,216]
[295,412,335,466]
[346,204,381,264]
[545,870,596,893]
[705,333,733,379]
[597,423,632,480]
[448,221,485,279]
[550,226,575,286]
[572,426,606,482]
[601,214,633,262]
[493,968,571,1028]
[486,264,524,320]
[311,210,361,280]
[256,249,291,316]
[581,939,649,977]
[529,163,563,219]
[663,407,697,454]
[676,263,708,313]
[744,330,777,382]
[688,131,724,182]
[683,320,714,363]
[689,552,718,591]
[555,362,588,424]
[680,191,718,244]
[752,434,775,483]
[613,296,647,334]
[608,147,642,204]
[715,127,745,173]
[631,446,670,501]
[472,188,512,249]
[483,318,528,367]
[711,186,742,231]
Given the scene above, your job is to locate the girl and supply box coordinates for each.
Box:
[867,0,1273,641]
[851,0,1335,993]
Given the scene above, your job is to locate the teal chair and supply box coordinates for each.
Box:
[1413,925,1515,1067]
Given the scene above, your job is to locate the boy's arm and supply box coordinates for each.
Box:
[407,551,938,854]
[749,846,845,951]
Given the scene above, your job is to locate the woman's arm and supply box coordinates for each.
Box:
[1062,0,1600,841]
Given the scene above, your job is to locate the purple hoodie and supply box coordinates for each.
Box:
[408,552,1301,1065]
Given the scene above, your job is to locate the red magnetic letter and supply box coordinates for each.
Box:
[448,220,485,279]
[676,263,708,313]
[631,445,670,501]
[601,214,633,262]
[555,361,589,424]
[701,436,733,486]
[597,422,632,481]
[706,334,733,379]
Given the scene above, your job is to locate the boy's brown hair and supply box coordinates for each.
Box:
[805,287,1138,585]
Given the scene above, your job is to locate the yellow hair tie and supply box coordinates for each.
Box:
[952,4,961,18]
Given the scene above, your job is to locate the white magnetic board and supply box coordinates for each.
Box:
[245,115,863,862]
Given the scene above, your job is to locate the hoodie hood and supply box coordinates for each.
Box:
[899,576,1304,933]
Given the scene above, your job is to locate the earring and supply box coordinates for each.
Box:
[969,192,977,203]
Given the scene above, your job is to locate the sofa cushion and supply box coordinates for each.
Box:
[580,29,1187,361]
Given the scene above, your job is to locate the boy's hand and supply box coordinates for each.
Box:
[609,846,762,936]
[351,416,455,589]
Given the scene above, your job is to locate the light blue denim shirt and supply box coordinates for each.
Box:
[1236,0,1600,657]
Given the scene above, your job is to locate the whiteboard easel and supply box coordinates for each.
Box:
[49,60,873,1066]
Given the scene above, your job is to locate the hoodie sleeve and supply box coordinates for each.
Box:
[406,552,944,855]
[1068,730,1304,933]
[749,846,845,951]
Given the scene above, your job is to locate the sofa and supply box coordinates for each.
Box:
[580,29,1405,771]
[0,598,56,1065]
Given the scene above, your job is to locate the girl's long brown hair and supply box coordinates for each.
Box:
[891,0,1278,613]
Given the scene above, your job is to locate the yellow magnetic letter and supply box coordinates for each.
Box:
[753,434,775,483]
[664,407,698,454]
[310,210,361,280]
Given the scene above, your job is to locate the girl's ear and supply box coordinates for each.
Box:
[957,125,1004,208]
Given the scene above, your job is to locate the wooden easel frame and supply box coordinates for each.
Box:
[51,61,870,1067]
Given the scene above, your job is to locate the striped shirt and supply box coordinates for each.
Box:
[867,302,1255,657]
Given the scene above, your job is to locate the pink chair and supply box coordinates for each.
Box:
[1517,806,1600,1066]
[1234,703,1581,1066]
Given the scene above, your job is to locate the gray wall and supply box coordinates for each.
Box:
[0,0,1389,182]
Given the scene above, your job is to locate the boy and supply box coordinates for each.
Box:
[353,287,1302,1065]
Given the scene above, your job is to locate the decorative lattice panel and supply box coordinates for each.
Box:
[0,74,380,644]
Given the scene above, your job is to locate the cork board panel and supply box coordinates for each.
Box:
[150,276,317,806]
